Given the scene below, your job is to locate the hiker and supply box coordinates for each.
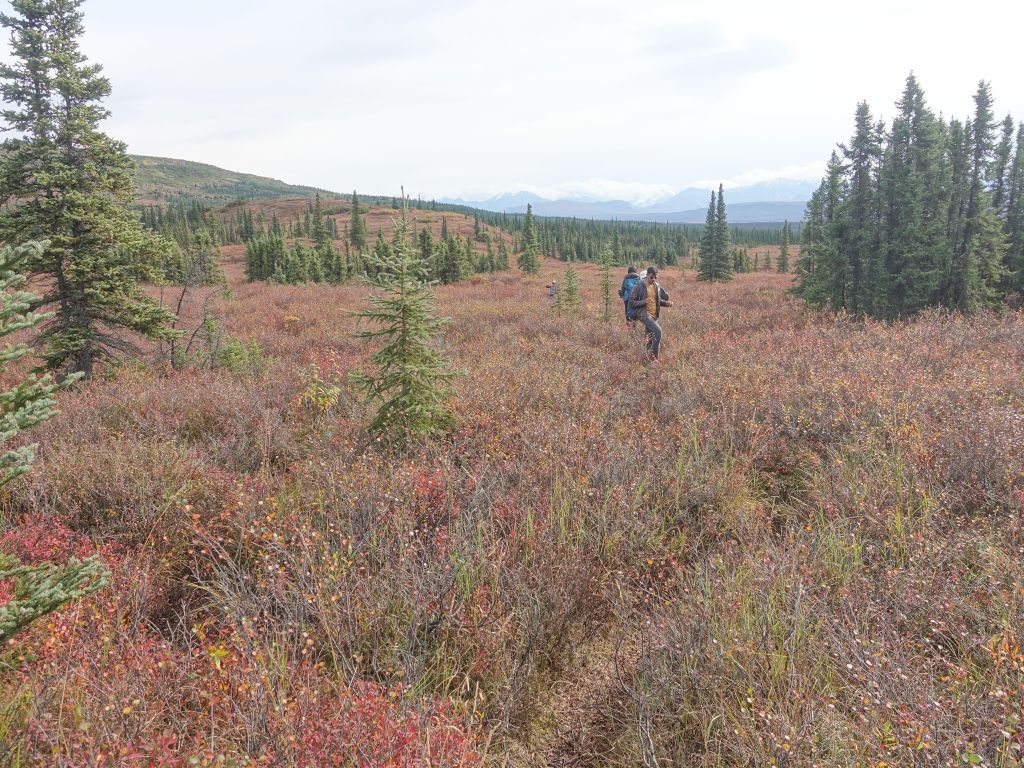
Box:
[547,281,557,303]
[628,266,671,362]
[618,266,641,324]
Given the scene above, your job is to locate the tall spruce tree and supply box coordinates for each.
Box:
[696,191,718,281]
[353,209,456,447]
[0,0,177,377]
[696,187,733,282]
[796,195,819,281]
[517,203,541,275]
[878,74,948,315]
[795,152,845,307]
[1006,123,1024,292]
[311,192,329,250]
[992,115,1016,215]
[947,82,1006,309]
[842,102,884,315]
[714,184,732,280]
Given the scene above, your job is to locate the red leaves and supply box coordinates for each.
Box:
[0,514,92,564]
[291,682,478,768]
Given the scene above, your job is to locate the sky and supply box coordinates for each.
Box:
[3,0,1024,203]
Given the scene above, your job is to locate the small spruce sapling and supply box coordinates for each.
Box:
[557,263,582,314]
[353,207,457,448]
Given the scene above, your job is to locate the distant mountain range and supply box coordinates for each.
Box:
[443,179,816,223]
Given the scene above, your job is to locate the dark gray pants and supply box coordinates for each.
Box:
[642,313,662,359]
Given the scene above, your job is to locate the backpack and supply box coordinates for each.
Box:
[621,274,640,303]
[625,279,643,321]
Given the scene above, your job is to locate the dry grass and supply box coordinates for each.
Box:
[1,258,1021,766]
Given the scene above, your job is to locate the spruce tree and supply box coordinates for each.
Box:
[0,240,107,642]
[311,192,329,250]
[878,74,948,315]
[794,152,844,307]
[353,211,456,448]
[796,191,821,280]
[714,184,733,281]
[557,262,582,314]
[517,203,541,275]
[697,191,717,281]
[1006,123,1024,292]
[947,82,1005,309]
[843,102,884,315]
[496,237,511,271]
[777,221,790,273]
[418,226,435,270]
[465,235,479,273]
[350,191,368,251]
[0,0,177,377]
[697,186,733,282]
[992,115,1016,215]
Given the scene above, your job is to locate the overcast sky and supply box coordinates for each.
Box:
[3,0,1024,202]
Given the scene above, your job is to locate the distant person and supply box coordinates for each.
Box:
[628,266,670,362]
[547,281,557,304]
[618,266,641,323]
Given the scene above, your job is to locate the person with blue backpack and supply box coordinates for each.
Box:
[627,266,671,362]
[618,266,641,324]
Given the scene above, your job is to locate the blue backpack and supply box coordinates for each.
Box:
[622,274,640,317]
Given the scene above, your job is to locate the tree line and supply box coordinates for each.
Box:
[242,191,512,285]
[502,204,798,272]
[795,74,1024,317]
[139,199,224,286]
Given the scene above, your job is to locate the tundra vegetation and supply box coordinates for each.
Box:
[0,252,1021,765]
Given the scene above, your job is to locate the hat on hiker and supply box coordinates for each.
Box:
[646,266,658,277]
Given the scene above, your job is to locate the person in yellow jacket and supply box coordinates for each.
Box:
[627,266,671,361]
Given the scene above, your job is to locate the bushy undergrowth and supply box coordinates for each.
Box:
[1,262,1021,766]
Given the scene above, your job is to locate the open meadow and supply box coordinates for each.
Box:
[1,253,1021,767]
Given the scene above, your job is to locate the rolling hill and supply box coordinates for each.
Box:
[132,155,337,205]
